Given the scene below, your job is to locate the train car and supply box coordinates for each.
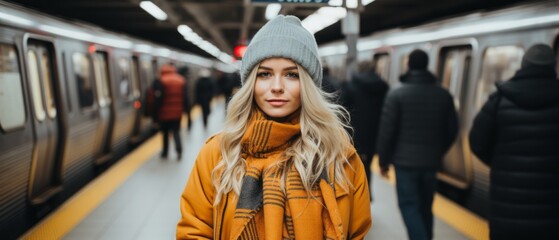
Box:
[319,0,559,217]
[0,2,233,239]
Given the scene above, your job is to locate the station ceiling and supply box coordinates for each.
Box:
[8,0,537,59]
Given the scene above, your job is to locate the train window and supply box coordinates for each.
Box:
[152,59,158,82]
[40,52,57,118]
[461,56,472,107]
[130,57,141,99]
[27,50,46,121]
[141,60,153,87]
[117,57,132,100]
[476,46,524,110]
[0,44,26,131]
[400,54,409,75]
[72,53,94,108]
[374,53,390,82]
[438,46,472,111]
[61,53,73,112]
[441,55,455,88]
[93,52,111,106]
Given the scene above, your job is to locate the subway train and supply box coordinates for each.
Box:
[320,0,559,217]
[0,2,233,239]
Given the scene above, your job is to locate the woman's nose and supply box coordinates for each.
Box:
[271,75,284,93]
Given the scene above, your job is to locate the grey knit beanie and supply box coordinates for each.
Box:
[240,15,322,86]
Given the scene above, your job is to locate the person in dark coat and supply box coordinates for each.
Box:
[216,71,235,106]
[321,67,339,94]
[346,65,389,200]
[377,49,458,240]
[177,66,192,131]
[195,69,215,128]
[469,44,559,240]
[154,64,188,159]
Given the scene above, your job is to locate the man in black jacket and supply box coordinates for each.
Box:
[377,49,458,240]
[469,44,559,240]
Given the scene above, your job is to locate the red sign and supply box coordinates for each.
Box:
[234,45,247,58]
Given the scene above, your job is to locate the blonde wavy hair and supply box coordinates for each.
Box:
[211,61,353,205]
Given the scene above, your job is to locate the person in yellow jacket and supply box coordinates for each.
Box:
[177,15,372,240]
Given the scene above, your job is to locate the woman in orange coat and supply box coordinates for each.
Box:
[177,15,372,240]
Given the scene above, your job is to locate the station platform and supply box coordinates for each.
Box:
[21,98,483,240]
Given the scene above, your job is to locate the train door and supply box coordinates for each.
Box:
[109,53,135,152]
[467,44,525,196]
[138,58,154,132]
[25,39,63,204]
[437,45,472,189]
[92,51,113,164]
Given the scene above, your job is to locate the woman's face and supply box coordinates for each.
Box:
[254,58,301,119]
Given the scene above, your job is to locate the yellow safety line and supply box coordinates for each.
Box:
[433,194,489,240]
[20,134,162,240]
[371,156,488,240]
[21,106,202,240]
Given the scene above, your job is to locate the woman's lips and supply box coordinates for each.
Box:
[267,99,288,106]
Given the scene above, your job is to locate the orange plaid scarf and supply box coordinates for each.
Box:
[230,109,344,240]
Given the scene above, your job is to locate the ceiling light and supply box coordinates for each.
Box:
[346,0,358,9]
[177,25,235,64]
[184,34,203,45]
[217,53,234,66]
[265,4,282,20]
[328,0,342,7]
[178,53,213,68]
[302,7,347,34]
[139,1,168,21]
[304,0,376,35]
[177,24,193,36]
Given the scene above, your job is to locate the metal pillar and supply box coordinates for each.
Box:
[342,6,360,81]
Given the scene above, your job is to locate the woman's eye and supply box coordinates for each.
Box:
[286,72,299,79]
[257,72,271,78]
